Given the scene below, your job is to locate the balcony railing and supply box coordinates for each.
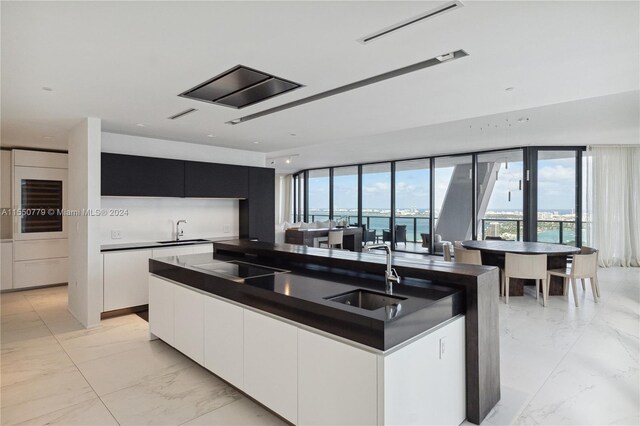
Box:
[481,218,584,245]
[309,215,584,246]
[309,214,429,242]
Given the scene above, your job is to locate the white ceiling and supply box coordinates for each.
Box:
[2,1,639,160]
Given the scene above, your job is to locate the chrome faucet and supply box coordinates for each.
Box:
[176,220,187,240]
[366,244,401,294]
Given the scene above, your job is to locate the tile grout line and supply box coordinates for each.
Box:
[510,276,620,424]
[24,292,123,426]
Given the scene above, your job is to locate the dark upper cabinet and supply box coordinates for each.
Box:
[240,167,275,243]
[101,153,185,197]
[184,161,249,198]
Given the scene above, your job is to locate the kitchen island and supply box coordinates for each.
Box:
[148,240,500,425]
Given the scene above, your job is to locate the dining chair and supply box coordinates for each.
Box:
[395,225,407,247]
[547,249,599,307]
[362,229,377,246]
[504,253,547,305]
[453,246,482,265]
[442,242,453,261]
[319,230,344,249]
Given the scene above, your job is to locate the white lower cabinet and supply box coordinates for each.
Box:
[1,242,13,290]
[298,329,378,425]
[148,274,467,426]
[13,257,68,289]
[149,275,174,345]
[173,284,204,365]
[204,296,244,389]
[103,249,152,311]
[243,309,298,424]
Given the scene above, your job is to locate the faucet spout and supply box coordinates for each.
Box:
[366,244,401,294]
[176,219,187,241]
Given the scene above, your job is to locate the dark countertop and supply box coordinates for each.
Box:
[150,251,464,351]
[101,236,238,252]
[461,240,581,255]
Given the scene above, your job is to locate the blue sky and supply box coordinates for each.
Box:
[307,158,575,211]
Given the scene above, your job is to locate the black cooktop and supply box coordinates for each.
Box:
[193,260,287,279]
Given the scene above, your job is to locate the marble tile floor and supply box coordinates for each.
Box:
[0,266,638,425]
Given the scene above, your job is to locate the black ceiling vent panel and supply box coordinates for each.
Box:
[179,65,303,109]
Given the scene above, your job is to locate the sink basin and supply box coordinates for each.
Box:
[157,239,210,244]
[325,289,406,311]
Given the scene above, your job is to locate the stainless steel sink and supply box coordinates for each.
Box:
[325,289,406,311]
[157,239,210,244]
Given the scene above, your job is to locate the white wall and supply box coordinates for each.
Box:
[100,198,238,244]
[67,118,102,328]
[101,132,266,167]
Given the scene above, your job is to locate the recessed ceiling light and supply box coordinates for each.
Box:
[253,141,260,144]
[285,158,291,164]
[136,123,145,127]
[207,134,216,138]
[42,87,53,91]
[505,87,515,91]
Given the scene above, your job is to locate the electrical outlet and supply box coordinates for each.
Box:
[223,224,231,233]
[439,337,446,359]
[111,230,122,239]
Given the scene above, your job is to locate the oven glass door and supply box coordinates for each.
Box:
[14,166,67,240]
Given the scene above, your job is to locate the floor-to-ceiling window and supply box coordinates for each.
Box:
[536,150,578,245]
[293,145,586,254]
[476,149,524,241]
[362,163,391,237]
[332,166,358,225]
[308,169,330,222]
[434,155,473,249]
[394,159,430,252]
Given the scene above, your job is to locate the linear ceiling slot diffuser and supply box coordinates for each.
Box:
[358,0,464,44]
[168,108,198,120]
[179,65,303,109]
[227,49,469,125]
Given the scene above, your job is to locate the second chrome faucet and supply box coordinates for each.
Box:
[176,219,187,241]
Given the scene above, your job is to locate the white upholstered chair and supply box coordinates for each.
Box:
[547,248,599,307]
[453,246,482,265]
[319,230,343,249]
[504,253,548,305]
[442,242,453,261]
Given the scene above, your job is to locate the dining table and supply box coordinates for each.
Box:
[284,227,363,252]
[461,240,581,296]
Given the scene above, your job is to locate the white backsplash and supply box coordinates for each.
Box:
[100,197,239,244]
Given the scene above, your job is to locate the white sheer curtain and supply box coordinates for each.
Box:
[275,174,293,224]
[589,145,640,267]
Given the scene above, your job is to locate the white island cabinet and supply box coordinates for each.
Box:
[298,328,378,425]
[149,273,467,426]
[203,295,244,389]
[174,284,204,365]
[244,309,298,424]
[148,275,174,344]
